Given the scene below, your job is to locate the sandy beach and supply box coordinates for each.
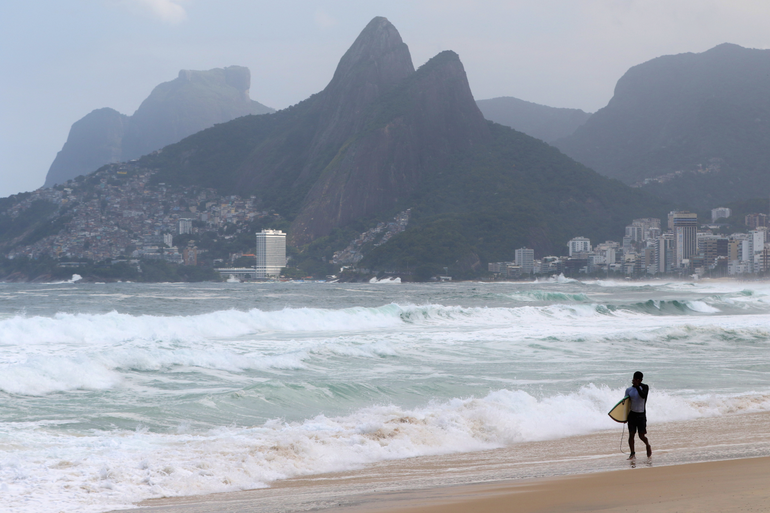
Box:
[116,410,770,513]
[341,456,770,513]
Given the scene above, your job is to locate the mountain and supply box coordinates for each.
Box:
[44,66,273,187]
[554,44,770,208]
[139,17,666,271]
[476,96,591,143]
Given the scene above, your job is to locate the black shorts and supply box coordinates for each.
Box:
[628,411,647,435]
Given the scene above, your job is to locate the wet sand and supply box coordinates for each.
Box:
[114,411,770,513]
[338,456,770,513]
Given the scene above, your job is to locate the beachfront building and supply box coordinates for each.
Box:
[672,212,697,268]
[514,247,535,275]
[655,233,675,274]
[698,235,728,268]
[256,229,286,278]
[568,237,591,257]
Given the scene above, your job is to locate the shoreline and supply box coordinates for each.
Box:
[5,274,770,285]
[336,456,770,513]
[114,410,770,513]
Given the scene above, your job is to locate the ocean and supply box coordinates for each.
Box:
[3,277,770,512]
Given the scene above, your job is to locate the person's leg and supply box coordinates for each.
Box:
[639,431,652,457]
[627,416,637,458]
[637,414,651,457]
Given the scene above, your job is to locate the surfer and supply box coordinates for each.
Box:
[626,371,651,459]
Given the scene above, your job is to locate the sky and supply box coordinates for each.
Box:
[2,0,770,198]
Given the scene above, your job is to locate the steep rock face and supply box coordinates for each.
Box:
[148,18,489,244]
[45,108,128,187]
[122,66,272,158]
[233,17,415,194]
[146,16,662,262]
[554,43,770,205]
[476,96,591,143]
[309,16,415,152]
[44,66,273,187]
[289,51,489,244]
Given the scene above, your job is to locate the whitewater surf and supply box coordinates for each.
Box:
[2,279,770,512]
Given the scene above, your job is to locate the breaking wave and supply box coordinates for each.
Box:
[5,385,770,513]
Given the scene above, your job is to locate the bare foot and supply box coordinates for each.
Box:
[646,445,652,457]
[627,453,636,460]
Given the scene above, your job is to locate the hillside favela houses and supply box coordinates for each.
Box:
[3,160,770,281]
[489,208,770,279]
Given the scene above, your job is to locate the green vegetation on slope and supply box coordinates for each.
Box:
[362,123,670,275]
[0,200,59,248]
[143,96,331,219]
[555,44,770,208]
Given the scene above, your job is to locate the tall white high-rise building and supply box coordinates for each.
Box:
[514,247,534,274]
[256,229,286,278]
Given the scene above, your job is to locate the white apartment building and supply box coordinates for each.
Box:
[514,247,535,274]
[256,229,286,278]
[594,241,618,267]
[568,237,591,256]
[178,218,193,235]
[729,261,752,276]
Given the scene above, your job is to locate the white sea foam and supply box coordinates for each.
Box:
[7,286,767,355]
[683,300,721,313]
[47,273,84,285]
[369,277,401,284]
[3,385,768,513]
[4,281,770,513]
[0,306,406,348]
[534,273,577,284]
[0,303,616,351]
[0,298,755,397]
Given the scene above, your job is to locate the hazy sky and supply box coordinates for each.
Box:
[2,1,770,198]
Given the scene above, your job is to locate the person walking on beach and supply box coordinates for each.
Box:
[626,371,652,459]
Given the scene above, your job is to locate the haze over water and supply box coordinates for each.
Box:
[2,278,770,512]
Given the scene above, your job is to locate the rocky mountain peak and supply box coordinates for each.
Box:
[44,66,273,188]
[328,16,414,93]
[288,50,490,245]
[290,17,417,185]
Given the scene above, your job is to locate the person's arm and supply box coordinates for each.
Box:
[635,384,649,400]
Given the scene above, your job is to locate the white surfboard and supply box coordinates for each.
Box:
[608,396,631,423]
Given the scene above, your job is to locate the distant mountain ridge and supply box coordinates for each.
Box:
[555,43,770,207]
[142,16,666,270]
[146,18,491,246]
[476,97,591,143]
[44,66,273,187]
